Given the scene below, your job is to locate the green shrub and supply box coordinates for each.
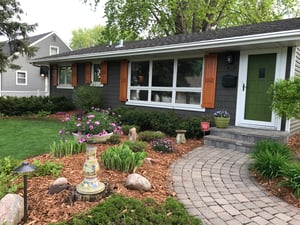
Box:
[122,124,140,135]
[279,162,300,198]
[138,131,166,142]
[101,144,147,172]
[152,138,175,153]
[50,139,87,157]
[32,160,63,177]
[51,194,202,225]
[122,140,147,152]
[106,134,121,144]
[0,157,21,199]
[179,117,205,139]
[250,140,292,179]
[73,85,104,111]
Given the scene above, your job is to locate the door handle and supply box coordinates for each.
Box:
[242,83,246,91]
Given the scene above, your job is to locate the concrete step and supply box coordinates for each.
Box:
[204,126,290,153]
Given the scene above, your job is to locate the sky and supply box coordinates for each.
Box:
[18,0,106,45]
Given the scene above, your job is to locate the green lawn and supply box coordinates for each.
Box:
[0,118,62,159]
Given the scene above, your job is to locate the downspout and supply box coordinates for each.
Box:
[0,72,2,97]
[280,47,293,131]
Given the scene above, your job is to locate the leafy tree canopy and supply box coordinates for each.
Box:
[0,0,37,72]
[84,0,299,39]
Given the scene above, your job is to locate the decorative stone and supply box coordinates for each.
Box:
[53,177,69,186]
[176,129,186,144]
[0,194,24,225]
[128,127,138,141]
[124,173,152,191]
[76,145,106,199]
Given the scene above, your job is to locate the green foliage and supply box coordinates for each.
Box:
[0,96,74,116]
[179,117,206,139]
[250,140,292,179]
[50,139,87,157]
[32,160,63,177]
[269,77,300,119]
[138,131,166,142]
[152,138,175,153]
[122,140,147,152]
[72,85,104,112]
[279,162,300,198]
[51,194,202,225]
[122,124,140,135]
[0,157,21,199]
[106,134,121,144]
[101,144,147,172]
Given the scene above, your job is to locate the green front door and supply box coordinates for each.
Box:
[244,53,276,121]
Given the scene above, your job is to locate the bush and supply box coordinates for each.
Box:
[179,117,205,139]
[73,85,104,111]
[50,139,87,157]
[138,131,166,142]
[123,140,147,152]
[279,162,300,198]
[106,134,121,144]
[101,144,147,172]
[52,194,202,225]
[32,160,63,177]
[250,140,292,179]
[152,138,175,153]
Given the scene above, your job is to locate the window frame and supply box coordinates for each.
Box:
[49,45,59,56]
[16,70,27,85]
[90,63,103,87]
[57,65,73,89]
[127,56,205,112]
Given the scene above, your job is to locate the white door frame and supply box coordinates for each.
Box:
[235,48,287,130]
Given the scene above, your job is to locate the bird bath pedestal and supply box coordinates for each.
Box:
[74,145,109,201]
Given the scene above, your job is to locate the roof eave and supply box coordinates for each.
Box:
[32,30,300,63]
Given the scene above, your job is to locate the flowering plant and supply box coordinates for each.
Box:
[151,138,176,153]
[59,108,123,142]
[213,109,230,118]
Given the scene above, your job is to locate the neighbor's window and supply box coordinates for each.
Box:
[58,66,72,87]
[50,45,59,55]
[128,57,203,110]
[16,70,27,85]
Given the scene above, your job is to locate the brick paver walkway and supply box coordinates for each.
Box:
[170,146,300,225]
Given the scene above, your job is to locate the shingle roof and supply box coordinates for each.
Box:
[36,17,300,60]
[0,32,53,55]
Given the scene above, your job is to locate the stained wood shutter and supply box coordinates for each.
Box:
[85,63,91,84]
[51,64,58,86]
[201,54,218,108]
[71,63,78,87]
[100,61,108,84]
[119,60,128,102]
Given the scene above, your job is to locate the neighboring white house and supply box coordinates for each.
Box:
[0,32,71,97]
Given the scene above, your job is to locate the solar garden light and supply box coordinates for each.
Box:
[13,162,36,223]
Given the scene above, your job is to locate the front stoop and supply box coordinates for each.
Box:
[204,126,290,153]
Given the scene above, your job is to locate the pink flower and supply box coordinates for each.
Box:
[89,125,94,130]
[94,121,100,125]
[87,114,95,119]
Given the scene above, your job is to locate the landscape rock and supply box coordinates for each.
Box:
[48,177,70,194]
[128,127,138,141]
[124,173,152,191]
[0,194,24,225]
[53,177,69,186]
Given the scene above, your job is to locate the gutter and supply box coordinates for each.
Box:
[32,30,300,63]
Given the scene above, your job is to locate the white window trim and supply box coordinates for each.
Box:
[57,65,73,89]
[49,45,59,56]
[16,70,27,85]
[90,63,103,87]
[126,57,205,112]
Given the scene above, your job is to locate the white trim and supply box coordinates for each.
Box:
[57,85,74,89]
[32,30,300,63]
[236,48,287,130]
[16,70,27,85]
[50,45,59,55]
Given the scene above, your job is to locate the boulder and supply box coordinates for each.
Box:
[53,177,69,186]
[124,173,152,191]
[0,194,24,225]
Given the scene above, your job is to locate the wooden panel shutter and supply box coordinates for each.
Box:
[100,61,108,84]
[85,63,91,84]
[51,64,58,86]
[119,60,128,102]
[71,63,78,87]
[201,54,218,108]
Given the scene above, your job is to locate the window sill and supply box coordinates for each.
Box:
[57,85,74,89]
[90,82,103,87]
[126,101,205,112]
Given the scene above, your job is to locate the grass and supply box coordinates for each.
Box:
[0,118,62,159]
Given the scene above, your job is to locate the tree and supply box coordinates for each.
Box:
[0,0,37,72]
[85,0,299,38]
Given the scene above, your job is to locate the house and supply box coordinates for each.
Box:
[31,18,300,135]
[0,32,71,97]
